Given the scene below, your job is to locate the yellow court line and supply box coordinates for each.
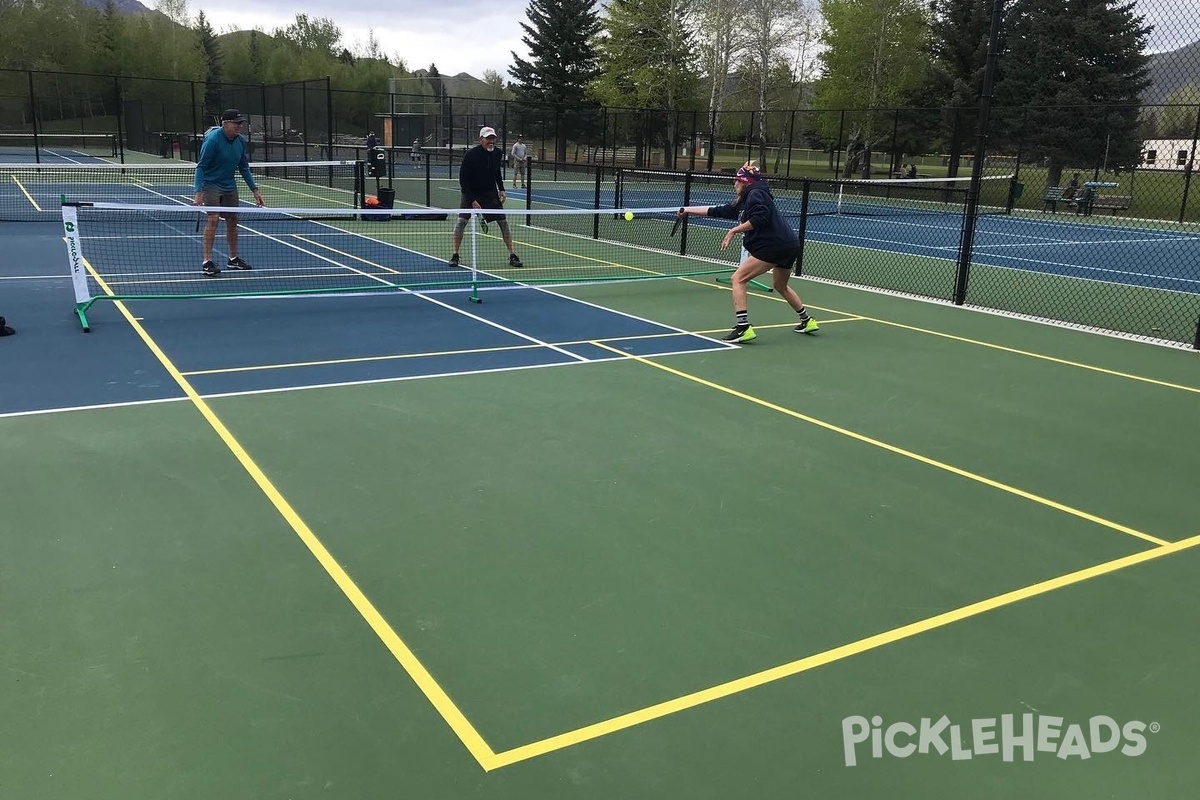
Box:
[487,531,1200,769]
[12,176,41,211]
[832,308,1200,395]
[694,316,864,335]
[82,260,498,769]
[590,341,1168,547]
[679,275,1200,394]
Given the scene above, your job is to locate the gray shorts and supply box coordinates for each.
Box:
[201,187,239,218]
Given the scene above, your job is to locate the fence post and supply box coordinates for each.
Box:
[325,77,334,163]
[189,81,198,161]
[833,110,845,177]
[746,111,755,165]
[114,76,125,164]
[890,108,899,176]
[796,179,811,274]
[259,83,269,161]
[700,107,710,172]
[28,71,40,164]
[786,110,796,177]
[1178,104,1200,224]
[953,0,1004,306]
[593,164,601,238]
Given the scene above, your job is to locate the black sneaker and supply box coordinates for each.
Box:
[227,256,252,270]
[202,260,220,277]
[508,253,524,268]
[449,253,460,266]
[721,325,757,343]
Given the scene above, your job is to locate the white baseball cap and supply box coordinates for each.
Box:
[479,126,497,138]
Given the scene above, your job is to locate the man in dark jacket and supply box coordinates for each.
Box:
[678,162,818,342]
[449,126,523,268]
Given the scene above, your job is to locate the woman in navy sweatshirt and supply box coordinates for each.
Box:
[678,163,818,343]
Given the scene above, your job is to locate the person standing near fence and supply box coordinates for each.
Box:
[676,162,817,342]
[449,127,523,269]
[510,135,528,188]
[193,109,265,277]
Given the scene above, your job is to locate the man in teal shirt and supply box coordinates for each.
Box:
[193,109,265,277]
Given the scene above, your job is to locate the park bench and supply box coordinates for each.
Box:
[1042,186,1071,212]
[1089,195,1132,215]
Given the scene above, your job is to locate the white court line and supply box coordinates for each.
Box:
[0,395,188,420]
[956,236,1198,249]
[0,274,68,280]
[963,251,1200,287]
[807,230,1200,287]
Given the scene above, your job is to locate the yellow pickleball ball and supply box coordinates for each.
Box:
[623,211,634,221]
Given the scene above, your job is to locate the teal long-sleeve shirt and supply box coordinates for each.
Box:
[193,127,257,193]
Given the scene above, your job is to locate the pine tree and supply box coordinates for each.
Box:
[924,0,994,177]
[195,11,223,120]
[995,0,1151,185]
[510,0,601,161]
[510,0,601,108]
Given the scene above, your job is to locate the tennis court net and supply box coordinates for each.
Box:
[3,160,364,222]
[60,201,726,331]
[617,169,1016,219]
[0,132,119,160]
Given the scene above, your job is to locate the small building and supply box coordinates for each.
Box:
[1140,139,1197,171]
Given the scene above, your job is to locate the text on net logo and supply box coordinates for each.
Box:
[64,220,82,275]
[841,714,1159,766]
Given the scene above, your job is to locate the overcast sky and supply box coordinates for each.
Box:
[194,0,529,78]
[189,0,1198,79]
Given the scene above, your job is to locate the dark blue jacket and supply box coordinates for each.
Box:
[708,184,798,253]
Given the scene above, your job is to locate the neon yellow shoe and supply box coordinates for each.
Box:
[721,325,757,343]
[794,317,819,334]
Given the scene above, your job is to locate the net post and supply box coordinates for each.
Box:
[1193,314,1200,351]
[468,212,482,304]
[425,151,432,206]
[61,204,93,332]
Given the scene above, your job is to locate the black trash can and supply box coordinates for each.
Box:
[366,186,395,221]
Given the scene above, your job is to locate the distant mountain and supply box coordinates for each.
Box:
[1145,39,1200,105]
[79,0,154,15]
[411,69,493,98]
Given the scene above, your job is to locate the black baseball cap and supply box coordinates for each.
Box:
[221,109,246,123]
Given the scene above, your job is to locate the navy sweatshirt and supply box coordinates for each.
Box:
[707,184,798,253]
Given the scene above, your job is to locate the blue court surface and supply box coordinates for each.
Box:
[0,223,733,416]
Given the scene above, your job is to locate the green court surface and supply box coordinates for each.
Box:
[2,271,1198,798]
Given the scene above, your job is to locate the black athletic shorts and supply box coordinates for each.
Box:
[459,192,506,223]
[751,245,801,273]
